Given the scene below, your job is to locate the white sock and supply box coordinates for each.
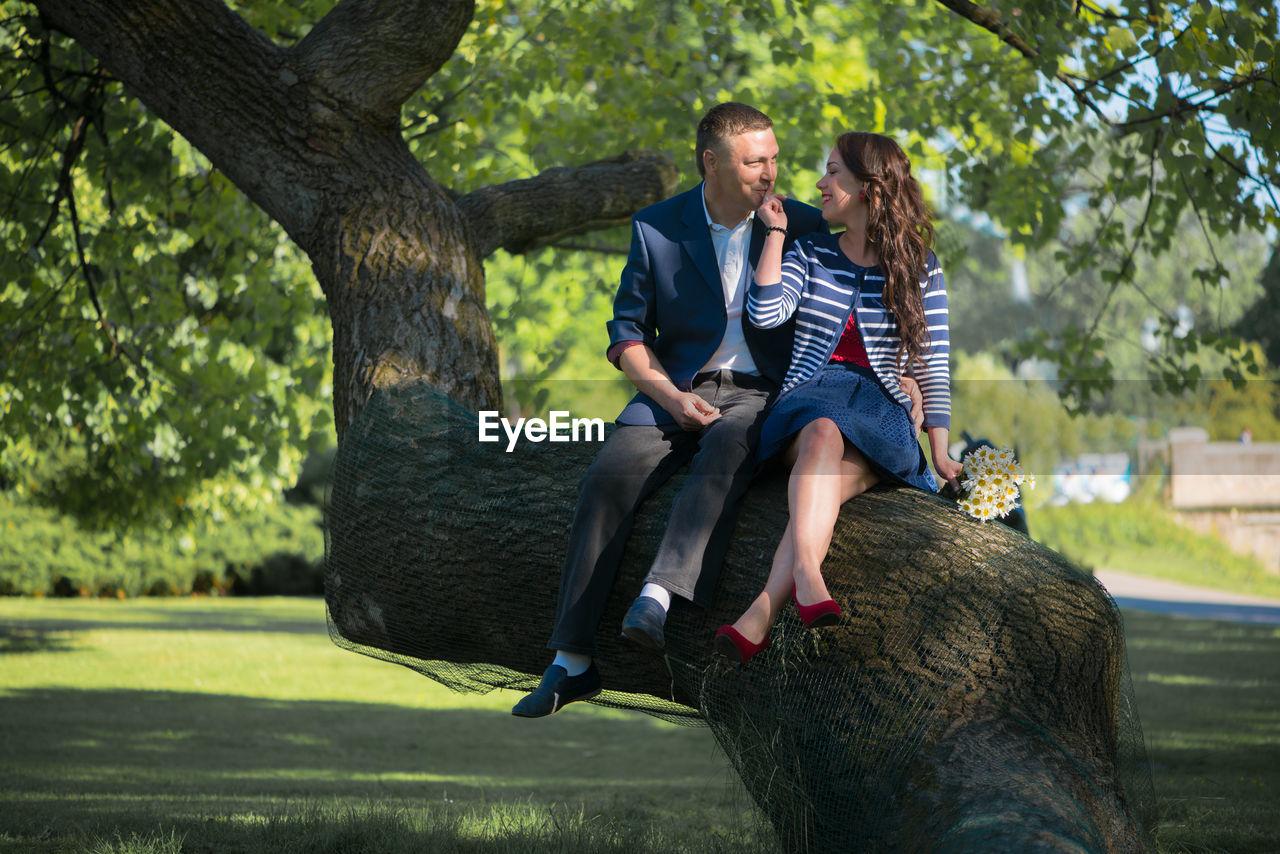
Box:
[640,582,672,612]
[552,650,591,677]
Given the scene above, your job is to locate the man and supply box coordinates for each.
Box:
[511,103,823,717]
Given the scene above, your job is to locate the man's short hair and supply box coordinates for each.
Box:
[695,102,773,177]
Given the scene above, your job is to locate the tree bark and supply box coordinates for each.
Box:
[456,151,679,257]
[326,381,1156,853]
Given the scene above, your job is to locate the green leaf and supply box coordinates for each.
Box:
[1106,26,1137,55]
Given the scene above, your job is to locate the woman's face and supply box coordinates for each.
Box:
[816,148,864,223]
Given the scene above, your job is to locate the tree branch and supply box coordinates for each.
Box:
[938,0,1269,147]
[65,174,123,363]
[1086,135,1161,340]
[29,0,310,230]
[32,64,105,251]
[456,151,678,259]
[933,0,1111,124]
[401,1,566,137]
[292,0,475,123]
[934,0,1038,60]
[1076,24,1190,96]
[1076,0,1147,23]
[1114,71,1269,132]
[1179,171,1227,310]
[1206,131,1280,217]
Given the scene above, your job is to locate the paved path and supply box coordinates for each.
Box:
[1093,569,1280,625]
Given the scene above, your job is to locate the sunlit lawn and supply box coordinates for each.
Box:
[0,598,1277,853]
[0,597,762,854]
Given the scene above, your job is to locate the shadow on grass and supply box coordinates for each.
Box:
[1120,611,1280,853]
[0,688,748,853]
[0,604,329,637]
[0,626,77,655]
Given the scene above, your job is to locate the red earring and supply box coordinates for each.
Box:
[858,190,867,202]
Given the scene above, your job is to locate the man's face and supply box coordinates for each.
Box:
[705,128,779,212]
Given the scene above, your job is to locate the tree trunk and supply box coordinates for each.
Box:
[308,134,503,432]
[326,381,1156,853]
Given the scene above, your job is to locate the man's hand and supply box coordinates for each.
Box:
[617,345,719,431]
[900,375,924,434]
[666,391,721,431]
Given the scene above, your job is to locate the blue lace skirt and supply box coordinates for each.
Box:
[758,363,938,493]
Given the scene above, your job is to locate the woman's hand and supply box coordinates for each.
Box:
[926,426,963,492]
[758,193,788,230]
[932,449,963,492]
[899,375,924,434]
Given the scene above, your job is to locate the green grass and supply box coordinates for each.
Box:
[0,598,765,854]
[1030,481,1280,601]
[1,598,1277,853]
[1122,611,1280,853]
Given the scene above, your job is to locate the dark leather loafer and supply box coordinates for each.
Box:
[620,596,666,651]
[511,663,601,718]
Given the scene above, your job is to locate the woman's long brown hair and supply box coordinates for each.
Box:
[836,132,935,372]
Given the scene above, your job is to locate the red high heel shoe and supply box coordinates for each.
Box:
[794,594,842,628]
[714,625,771,664]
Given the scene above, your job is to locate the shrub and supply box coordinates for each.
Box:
[0,493,323,597]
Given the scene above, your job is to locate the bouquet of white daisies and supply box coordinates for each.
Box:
[956,445,1034,521]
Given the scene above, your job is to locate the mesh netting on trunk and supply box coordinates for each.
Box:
[325,381,1157,852]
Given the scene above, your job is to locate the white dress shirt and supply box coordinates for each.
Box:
[700,184,759,375]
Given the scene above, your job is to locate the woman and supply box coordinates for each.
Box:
[715,132,963,663]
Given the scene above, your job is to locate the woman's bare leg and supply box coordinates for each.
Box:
[790,419,879,605]
[727,519,796,644]
[724,419,879,642]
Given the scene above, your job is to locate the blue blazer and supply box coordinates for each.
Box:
[607,184,826,425]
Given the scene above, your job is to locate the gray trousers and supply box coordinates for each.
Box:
[548,370,774,655]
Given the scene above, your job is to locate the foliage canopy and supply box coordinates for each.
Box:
[1,0,1276,522]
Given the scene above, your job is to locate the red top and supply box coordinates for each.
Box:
[829,313,871,367]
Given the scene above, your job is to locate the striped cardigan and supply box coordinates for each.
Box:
[746,232,951,430]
